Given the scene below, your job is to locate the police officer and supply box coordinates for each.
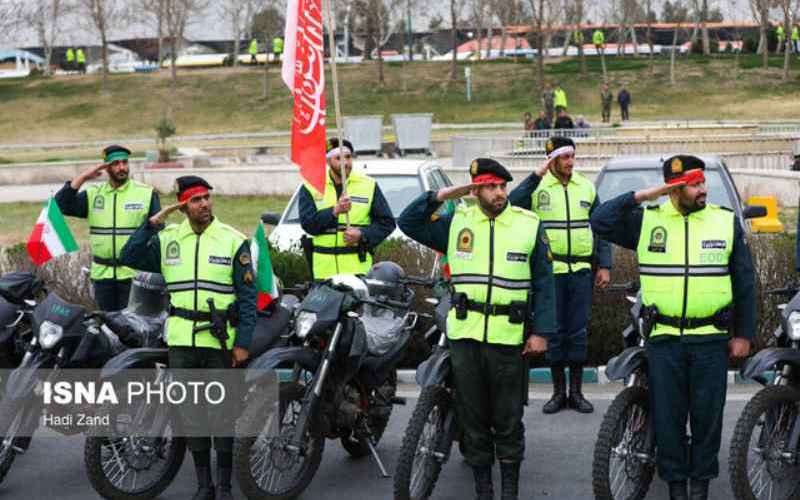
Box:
[120,175,256,500]
[509,137,611,415]
[249,38,258,65]
[777,24,786,54]
[272,36,283,62]
[54,145,161,311]
[593,29,605,55]
[590,156,755,500]
[398,158,555,500]
[297,138,395,279]
[65,47,75,70]
[600,83,613,123]
[553,82,568,114]
[76,47,86,73]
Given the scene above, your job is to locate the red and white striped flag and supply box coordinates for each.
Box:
[282,0,327,195]
[27,197,78,266]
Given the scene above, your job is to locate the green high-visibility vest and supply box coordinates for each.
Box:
[76,49,85,64]
[793,27,799,41]
[159,217,245,350]
[530,171,595,274]
[574,31,584,44]
[309,171,375,279]
[637,201,734,338]
[593,30,605,46]
[273,37,284,54]
[249,39,258,55]
[446,204,540,346]
[554,88,568,109]
[87,180,154,282]
[777,26,786,39]
[66,49,75,62]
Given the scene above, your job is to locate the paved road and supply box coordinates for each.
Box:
[0,385,762,499]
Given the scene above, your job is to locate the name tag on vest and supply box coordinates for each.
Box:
[124,202,145,211]
[351,196,369,204]
[506,252,528,263]
[208,256,232,266]
[701,240,726,250]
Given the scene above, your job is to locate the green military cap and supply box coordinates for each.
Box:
[102,145,131,164]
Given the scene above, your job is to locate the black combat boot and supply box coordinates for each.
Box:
[567,364,594,413]
[216,467,233,500]
[668,480,689,500]
[689,479,709,500]
[191,464,215,500]
[499,461,520,500]
[542,363,567,414]
[473,465,494,500]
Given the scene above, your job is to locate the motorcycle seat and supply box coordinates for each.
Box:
[249,304,292,358]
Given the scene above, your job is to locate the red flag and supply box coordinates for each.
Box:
[282,0,327,194]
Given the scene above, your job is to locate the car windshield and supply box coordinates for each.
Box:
[283,174,423,223]
[596,168,734,210]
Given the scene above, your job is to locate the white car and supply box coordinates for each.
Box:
[266,159,460,251]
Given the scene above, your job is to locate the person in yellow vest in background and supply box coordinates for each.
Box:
[510,136,612,415]
[793,24,799,53]
[64,47,75,70]
[249,38,258,64]
[573,29,584,47]
[298,138,396,280]
[54,145,161,311]
[593,29,605,55]
[120,175,256,500]
[776,24,786,54]
[553,82,568,114]
[398,158,555,500]
[76,47,86,73]
[272,36,284,63]
[590,155,756,500]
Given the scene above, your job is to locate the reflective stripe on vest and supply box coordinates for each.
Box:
[87,180,153,282]
[530,171,595,274]
[309,171,375,279]
[446,204,540,346]
[159,218,245,350]
[637,202,734,337]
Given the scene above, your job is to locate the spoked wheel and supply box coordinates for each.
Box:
[394,386,453,500]
[0,400,29,485]
[84,400,186,500]
[234,382,324,500]
[592,386,655,500]
[730,385,800,500]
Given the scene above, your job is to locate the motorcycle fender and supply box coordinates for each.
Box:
[605,346,647,382]
[100,347,169,381]
[6,352,50,400]
[245,347,321,385]
[415,347,451,387]
[741,347,800,382]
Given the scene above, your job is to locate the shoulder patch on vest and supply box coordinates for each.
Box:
[165,240,181,265]
[456,228,474,253]
[93,195,105,211]
[647,226,667,253]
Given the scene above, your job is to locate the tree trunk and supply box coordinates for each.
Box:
[499,24,507,57]
[100,30,109,94]
[536,29,544,90]
[631,26,639,56]
[262,28,269,98]
[647,22,654,73]
[783,3,792,81]
[761,20,769,69]
[450,0,458,81]
[670,24,679,84]
[701,0,710,55]
[233,37,240,67]
[170,38,178,83]
[579,30,586,75]
[485,24,493,59]
[378,44,384,84]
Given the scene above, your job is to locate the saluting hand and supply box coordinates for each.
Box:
[634,181,685,205]
[149,200,187,227]
[435,184,479,202]
[522,335,548,356]
[71,163,108,189]
[534,157,554,178]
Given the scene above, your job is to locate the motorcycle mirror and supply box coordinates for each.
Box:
[425,298,440,306]
[347,311,359,318]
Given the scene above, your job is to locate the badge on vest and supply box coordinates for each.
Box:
[455,228,474,260]
[351,196,369,204]
[537,191,551,212]
[165,241,181,265]
[506,252,528,263]
[93,196,105,211]
[124,202,144,211]
[648,226,667,253]
[208,256,232,266]
[701,240,726,250]
[580,200,591,209]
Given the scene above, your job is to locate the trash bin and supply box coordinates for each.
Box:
[391,113,433,156]
[343,115,384,156]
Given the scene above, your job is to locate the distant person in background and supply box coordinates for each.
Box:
[600,83,613,123]
[793,25,799,53]
[64,48,75,71]
[524,112,535,137]
[249,38,259,64]
[542,83,555,126]
[791,142,800,171]
[554,109,575,130]
[534,111,551,131]
[554,83,568,114]
[776,24,786,54]
[593,29,605,55]
[618,86,631,121]
[76,48,86,73]
[272,36,284,63]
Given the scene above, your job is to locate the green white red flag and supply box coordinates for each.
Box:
[251,223,279,310]
[27,197,78,266]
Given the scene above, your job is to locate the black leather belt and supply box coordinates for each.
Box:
[551,253,592,264]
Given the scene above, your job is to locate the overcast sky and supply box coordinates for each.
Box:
[2,0,759,49]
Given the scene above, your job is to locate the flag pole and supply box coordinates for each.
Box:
[323,0,350,229]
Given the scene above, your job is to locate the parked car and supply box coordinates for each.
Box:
[268,159,461,251]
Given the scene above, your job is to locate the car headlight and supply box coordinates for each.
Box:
[295,312,317,339]
[39,320,63,350]
[787,312,800,341]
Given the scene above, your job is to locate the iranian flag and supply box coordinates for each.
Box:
[282,0,327,194]
[27,197,78,266]
[251,223,279,311]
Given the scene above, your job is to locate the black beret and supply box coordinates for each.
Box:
[662,155,705,181]
[326,137,354,153]
[469,158,513,183]
[545,136,576,157]
[102,144,131,163]
[174,175,213,198]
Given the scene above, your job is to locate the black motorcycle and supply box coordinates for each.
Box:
[592,283,657,500]
[0,272,47,370]
[392,284,452,500]
[233,263,431,500]
[729,286,800,500]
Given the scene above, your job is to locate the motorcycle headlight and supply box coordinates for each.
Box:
[295,312,317,339]
[788,311,800,341]
[39,320,63,350]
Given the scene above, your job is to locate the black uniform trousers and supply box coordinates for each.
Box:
[450,339,527,467]
[168,346,236,453]
[647,337,728,482]
[92,279,132,312]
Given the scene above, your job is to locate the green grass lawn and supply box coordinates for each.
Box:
[2,54,800,145]
[0,195,291,246]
